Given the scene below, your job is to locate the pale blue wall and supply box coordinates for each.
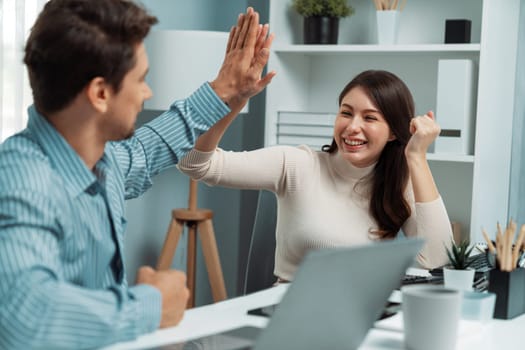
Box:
[509,3,525,226]
[124,0,267,306]
[125,1,524,308]
[139,0,245,32]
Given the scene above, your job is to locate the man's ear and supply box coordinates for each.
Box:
[86,77,110,113]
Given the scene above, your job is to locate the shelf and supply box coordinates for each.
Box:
[426,153,474,163]
[274,44,481,55]
[271,140,475,164]
[265,0,522,246]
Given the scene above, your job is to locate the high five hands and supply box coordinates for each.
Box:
[210,7,276,113]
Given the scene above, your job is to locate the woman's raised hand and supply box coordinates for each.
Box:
[405,111,441,159]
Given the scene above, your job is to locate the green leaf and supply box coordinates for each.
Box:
[292,0,355,18]
[445,238,474,270]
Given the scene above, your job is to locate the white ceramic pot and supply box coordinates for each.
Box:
[443,267,475,291]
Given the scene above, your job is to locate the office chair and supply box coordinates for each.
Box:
[243,190,278,295]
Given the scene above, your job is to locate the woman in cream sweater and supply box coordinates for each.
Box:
[179,70,452,281]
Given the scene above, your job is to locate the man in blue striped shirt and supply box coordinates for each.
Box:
[0,0,275,349]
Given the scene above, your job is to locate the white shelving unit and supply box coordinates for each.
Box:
[274,44,481,54]
[265,0,521,242]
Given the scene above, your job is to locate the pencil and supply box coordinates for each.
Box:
[496,224,503,269]
[505,221,517,271]
[482,228,496,253]
[506,223,514,271]
[495,232,501,269]
[392,0,399,10]
[513,224,525,267]
[500,223,511,271]
[497,221,503,237]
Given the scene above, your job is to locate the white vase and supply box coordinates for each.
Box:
[376,10,400,44]
[443,267,475,291]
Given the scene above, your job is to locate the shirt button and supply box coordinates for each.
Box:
[86,183,100,195]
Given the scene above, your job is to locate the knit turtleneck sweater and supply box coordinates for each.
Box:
[179,145,452,281]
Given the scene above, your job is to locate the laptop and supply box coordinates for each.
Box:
[147,238,424,350]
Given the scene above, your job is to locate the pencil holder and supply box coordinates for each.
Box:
[488,268,525,319]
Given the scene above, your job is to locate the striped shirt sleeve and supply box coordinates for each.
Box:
[0,188,161,349]
[112,83,230,199]
[0,82,230,348]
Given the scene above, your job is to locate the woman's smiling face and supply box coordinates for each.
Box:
[333,86,395,168]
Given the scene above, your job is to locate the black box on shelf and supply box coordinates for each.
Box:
[445,19,472,44]
[488,268,525,319]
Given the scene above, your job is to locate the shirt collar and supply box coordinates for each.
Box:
[329,149,376,180]
[27,105,99,197]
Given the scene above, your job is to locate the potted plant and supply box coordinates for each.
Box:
[292,0,355,44]
[443,239,476,291]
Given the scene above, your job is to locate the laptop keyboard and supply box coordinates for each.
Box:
[401,274,442,285]
[467,253,493,272]
[401,253,492,292]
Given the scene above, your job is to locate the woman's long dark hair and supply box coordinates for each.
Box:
[322,70,414,239]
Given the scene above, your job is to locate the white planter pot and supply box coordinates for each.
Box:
[443,267,475,291]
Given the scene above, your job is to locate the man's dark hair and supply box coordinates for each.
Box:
[24,0,158,115]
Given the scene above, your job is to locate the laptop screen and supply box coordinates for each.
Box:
[144,239,423,350]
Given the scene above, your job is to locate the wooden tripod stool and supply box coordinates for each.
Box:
[156,179,227,308]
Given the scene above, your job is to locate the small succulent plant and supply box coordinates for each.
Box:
[446,239,475,270]
[292,0,355,18]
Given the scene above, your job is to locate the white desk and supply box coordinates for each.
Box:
[102,284,523,349]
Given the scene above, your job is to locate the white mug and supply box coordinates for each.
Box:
[401,285,461,350]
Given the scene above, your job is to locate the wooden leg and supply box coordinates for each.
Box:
[156,218,184,270]
[198,219,227,302]
[186,223,197,308]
